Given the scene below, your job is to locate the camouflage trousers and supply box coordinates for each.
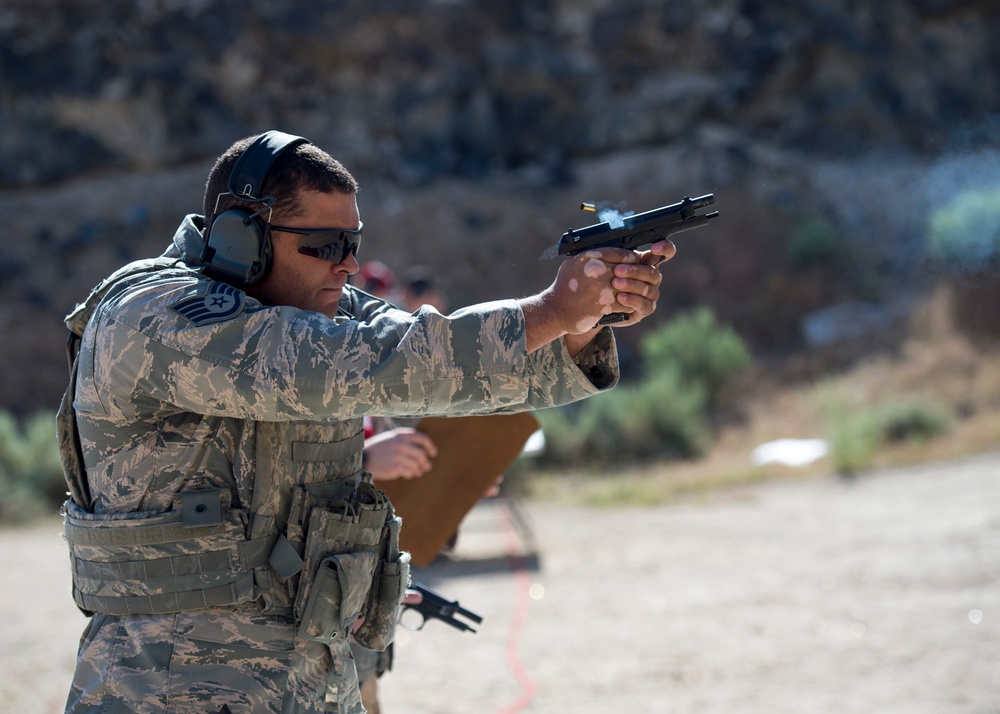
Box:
[65,605,365,714]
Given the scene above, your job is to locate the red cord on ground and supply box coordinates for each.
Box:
[497,500,537,714]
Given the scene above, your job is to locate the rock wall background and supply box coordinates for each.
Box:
[2,0,999,413]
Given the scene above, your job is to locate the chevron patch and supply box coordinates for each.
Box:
[169,281,245,326]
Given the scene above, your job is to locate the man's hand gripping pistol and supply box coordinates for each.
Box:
[551,193,719,325]
[400,582,484,634]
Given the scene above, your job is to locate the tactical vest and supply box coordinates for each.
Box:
[57,263,408,650]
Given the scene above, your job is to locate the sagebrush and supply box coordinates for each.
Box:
[0,410,64,523]
[534,308,750,469]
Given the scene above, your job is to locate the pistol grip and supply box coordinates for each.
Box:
[596,312,630,326]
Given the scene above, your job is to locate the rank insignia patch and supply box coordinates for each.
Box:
[170,282,245,326]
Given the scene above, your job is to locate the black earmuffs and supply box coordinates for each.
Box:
[202,130,309,286]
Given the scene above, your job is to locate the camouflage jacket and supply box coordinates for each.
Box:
[60,214,619,714]
[65,215,617,513]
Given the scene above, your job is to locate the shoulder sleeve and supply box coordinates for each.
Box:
[82,275,611,422]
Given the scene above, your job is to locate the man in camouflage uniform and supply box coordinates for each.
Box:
[58,131,675,713]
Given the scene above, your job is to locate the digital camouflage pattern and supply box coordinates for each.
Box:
[61,214,620,713]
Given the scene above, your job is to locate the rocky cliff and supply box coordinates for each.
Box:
[4,0,998,185]
[2,0,998,412]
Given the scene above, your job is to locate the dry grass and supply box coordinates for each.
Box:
[526,285,1000,506]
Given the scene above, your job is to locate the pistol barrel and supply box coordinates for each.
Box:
[557,193,717,256]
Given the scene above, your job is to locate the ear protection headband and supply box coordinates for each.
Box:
[202,130,309,287]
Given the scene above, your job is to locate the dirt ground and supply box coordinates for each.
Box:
[1,451,997,714]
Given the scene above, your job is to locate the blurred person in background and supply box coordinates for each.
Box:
[353,264,467,712]
[357,260,397,301]
[352,261,444,712]
[396,265,448,314]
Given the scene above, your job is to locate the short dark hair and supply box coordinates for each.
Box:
[202,134,359,228]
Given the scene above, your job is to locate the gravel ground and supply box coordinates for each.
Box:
[2,451,998,714]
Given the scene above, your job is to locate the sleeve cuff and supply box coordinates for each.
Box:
[570,327,619,390]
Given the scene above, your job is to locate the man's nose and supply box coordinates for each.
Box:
[336,252,360,275]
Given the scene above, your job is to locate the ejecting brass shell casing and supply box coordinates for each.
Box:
[580,202,597,213]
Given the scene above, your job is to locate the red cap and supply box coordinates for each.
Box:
[358,261,396,295]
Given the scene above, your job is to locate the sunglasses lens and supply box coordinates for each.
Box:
[297,230,362,263]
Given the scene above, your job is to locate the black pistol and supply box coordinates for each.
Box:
[402,582,483,634]
[555,193,719,325]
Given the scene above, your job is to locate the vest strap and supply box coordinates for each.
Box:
[77,576,255,616]
[64,514,232,547]
[71,533,277,581]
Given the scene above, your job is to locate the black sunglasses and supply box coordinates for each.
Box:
[268,222,363,264]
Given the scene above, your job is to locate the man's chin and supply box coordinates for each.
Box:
[317,288,343,317]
